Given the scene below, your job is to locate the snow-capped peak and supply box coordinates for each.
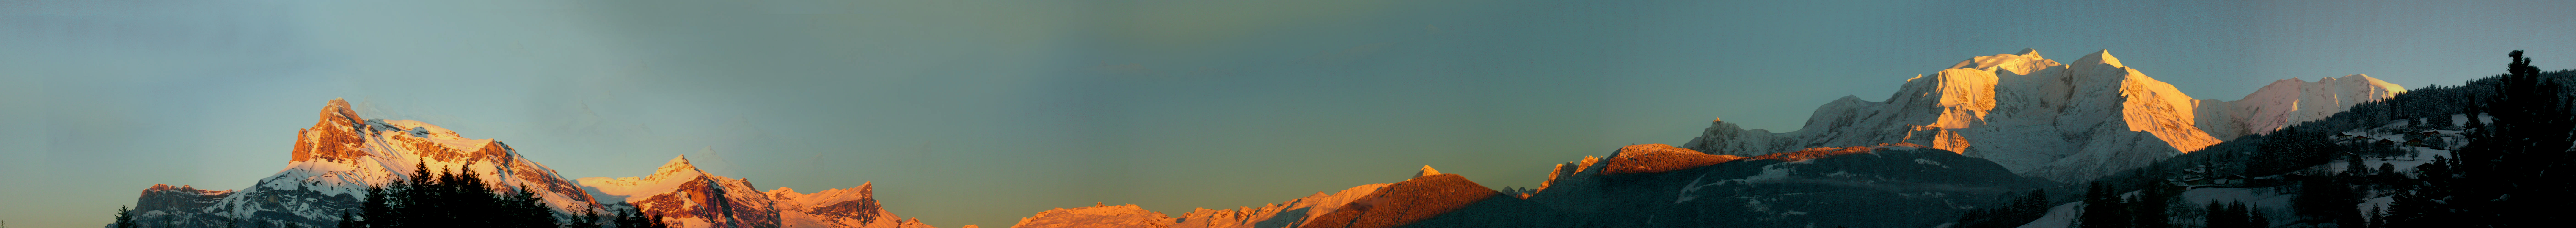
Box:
[579,154,789,228]
[1949,48,2061,75]
[2074,49,2124,68]
[2325,74,2408,96]
[647,155,706,181]
[1415,165,1441,178]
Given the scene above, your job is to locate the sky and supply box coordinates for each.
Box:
[4,0,2573,227]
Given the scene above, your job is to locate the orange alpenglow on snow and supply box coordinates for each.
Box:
[1598,144,1745,175]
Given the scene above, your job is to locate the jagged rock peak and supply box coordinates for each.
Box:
[1414,165,1441,178]
[322,98,359,124]
[2016,48,2040,56]
[292,98,370,162]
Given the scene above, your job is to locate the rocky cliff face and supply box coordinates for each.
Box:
[1682,49,2404,183]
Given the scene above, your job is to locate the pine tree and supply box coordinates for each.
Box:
[113,205,135,228]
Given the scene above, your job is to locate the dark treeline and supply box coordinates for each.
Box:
[340,160,678,228]
[346,160,561,228]
[1948,50,2576,228]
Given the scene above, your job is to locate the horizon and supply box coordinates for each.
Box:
[8,0,2576,227]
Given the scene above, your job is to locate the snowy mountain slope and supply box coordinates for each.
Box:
[578,156,782,228]
[1682,49,2405,183]
[2192,74,2410,140]
[121,99,605,228]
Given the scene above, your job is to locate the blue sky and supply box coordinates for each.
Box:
[5,0,2573,227]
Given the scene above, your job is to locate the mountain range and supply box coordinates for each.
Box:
[116,49,2409,228]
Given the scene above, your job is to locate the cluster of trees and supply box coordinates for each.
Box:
[343,161,560,228]
[340,160,681,228]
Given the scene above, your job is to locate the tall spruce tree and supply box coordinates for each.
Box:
[112,205,134,228]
